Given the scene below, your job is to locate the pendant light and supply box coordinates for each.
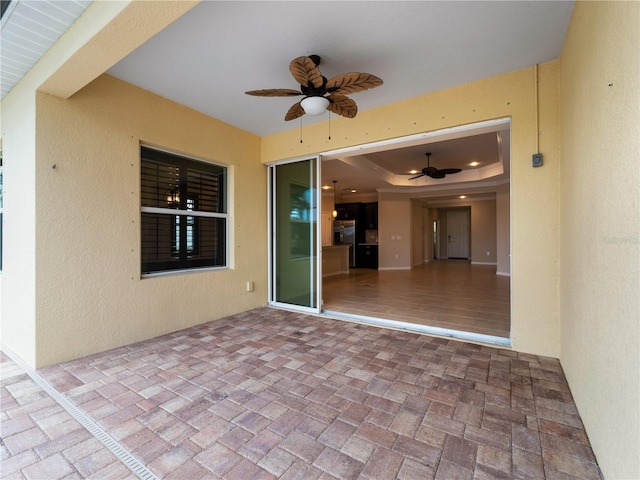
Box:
[332,180,338,218]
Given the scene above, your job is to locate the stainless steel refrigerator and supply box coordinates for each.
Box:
[333,220,356,267]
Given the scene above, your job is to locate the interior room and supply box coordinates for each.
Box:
[1,2,637,479]
[319,121,511,342]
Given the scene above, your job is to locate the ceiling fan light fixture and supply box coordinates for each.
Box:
[300,96,330,115]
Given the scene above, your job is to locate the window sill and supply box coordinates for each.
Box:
[141,265,228,279]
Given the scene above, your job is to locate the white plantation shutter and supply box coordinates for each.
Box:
[140,147,227,274]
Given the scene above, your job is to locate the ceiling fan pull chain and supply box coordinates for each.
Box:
[299,117,303,144]
[328,112,331,141]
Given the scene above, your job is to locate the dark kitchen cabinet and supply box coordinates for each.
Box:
[335,203,362,221]
[357,245,378,269]
[363,202,378,229]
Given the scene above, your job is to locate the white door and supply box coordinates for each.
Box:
[447,210,470,259]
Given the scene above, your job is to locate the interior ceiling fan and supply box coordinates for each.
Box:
[409,152,462,180]
[245,55,383,121]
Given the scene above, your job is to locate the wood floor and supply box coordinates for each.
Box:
[322,260,511,339]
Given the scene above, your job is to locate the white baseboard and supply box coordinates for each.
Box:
[471,261,497,266]
[496,271,511,277]
[377,267,411,271]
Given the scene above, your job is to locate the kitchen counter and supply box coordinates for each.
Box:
[322,245,350,277]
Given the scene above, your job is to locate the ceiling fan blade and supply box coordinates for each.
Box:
[245,89,302,97]
[284,102,305,121]
[439,168,462,175]
[327,72,383,94]
[327,93,357,118]
[290,56,324,89]
[409,173,426,180]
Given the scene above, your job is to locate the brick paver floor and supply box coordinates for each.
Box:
[2,307,602,479]
[0,351,135,479]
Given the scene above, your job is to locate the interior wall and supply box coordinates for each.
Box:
[422,207,433,262]
[377,192,411,269]
[411,200,423,266]
[470,200,497,264]
[559,2,640,478]
[31,75,267,367]
[439,211,448,258]
[262,63,560,357]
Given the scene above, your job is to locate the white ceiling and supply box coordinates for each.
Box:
[107,1,573,138]
[2,0,574,197]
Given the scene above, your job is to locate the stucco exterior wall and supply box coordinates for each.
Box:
[262,64,561,357]
[0,90,38,366]
[30,75,266,367]
[559,2,640,478]
[495,188,510,276]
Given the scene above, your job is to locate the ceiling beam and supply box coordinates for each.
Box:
[38,1,199,99]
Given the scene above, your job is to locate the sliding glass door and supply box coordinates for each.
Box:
[268,157,321,313]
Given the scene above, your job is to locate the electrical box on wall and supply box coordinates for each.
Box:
[532,153,543,167]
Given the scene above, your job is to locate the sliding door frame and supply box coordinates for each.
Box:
[267,155,322,314]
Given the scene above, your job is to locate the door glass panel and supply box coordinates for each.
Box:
[273,159,318,309]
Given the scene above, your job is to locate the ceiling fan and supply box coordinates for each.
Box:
[409,152,462,180]
[245,55,383,121]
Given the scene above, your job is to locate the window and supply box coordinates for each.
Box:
[140,146,227,274]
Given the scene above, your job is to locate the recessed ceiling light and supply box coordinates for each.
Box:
[322,185,330,190]
[351,189,357,193]
[409,169,419,174]
[469,161,479,167]
[459,195,467,199]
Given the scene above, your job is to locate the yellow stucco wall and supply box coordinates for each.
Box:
[30,75,267,367]
[559,2,640,478]
[0,88,38,366]
[262,63,561,357]
[495,188,510,276]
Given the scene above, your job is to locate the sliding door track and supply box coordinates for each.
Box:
[321,309,512,347]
